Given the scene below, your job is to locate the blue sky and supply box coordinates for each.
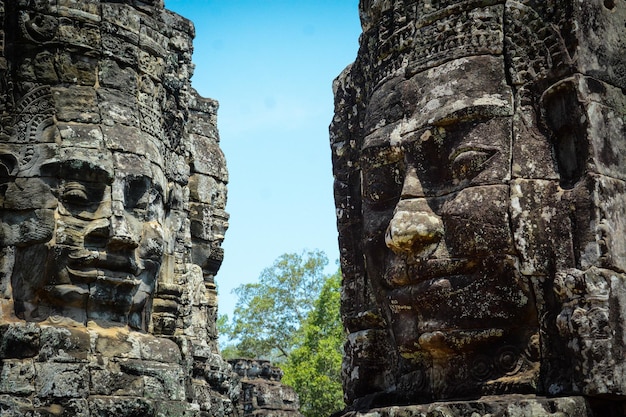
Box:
[164,1,361,319]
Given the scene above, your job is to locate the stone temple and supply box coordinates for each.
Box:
[2,0,626,416]
[0,1,300,416]
[331,0,626,416]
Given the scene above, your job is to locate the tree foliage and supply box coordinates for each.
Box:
[282,270,344,417]
[220,250,328,361]
[219,250,345,416]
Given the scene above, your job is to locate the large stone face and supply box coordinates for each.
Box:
[0,1,237,415]
[331,1,626,415]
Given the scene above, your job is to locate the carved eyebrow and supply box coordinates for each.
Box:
[42,159,113,184]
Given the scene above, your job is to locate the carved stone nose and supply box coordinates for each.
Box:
[108,204,139,250]
[385,198,443,256]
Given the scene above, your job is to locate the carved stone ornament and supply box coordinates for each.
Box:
[331,1,626,415]
[0,1,240,416]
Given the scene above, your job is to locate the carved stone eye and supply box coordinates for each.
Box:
[362,162,404,208]
[62,181,89,206]
[450,149,495,183]
[124,176,164,221]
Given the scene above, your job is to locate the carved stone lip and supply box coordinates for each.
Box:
[383,257,480,287]
[68,250,141,276]
[66,267,141,288]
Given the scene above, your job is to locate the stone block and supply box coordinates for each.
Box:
[30,51,59,85]
[52,86,99,123]
[0,322,40,359]
[101,3,141,35]
[35,362,89,398]
[0,209,56,247]
[138,51,165,80]
[139,21,168,58]
[0,358,35,395]
[38,325,90,362]
[55,124,103,152]
[88,396,155,417]
[119,359,186,401]
[511,100,560,180]
[101,31,139,66]
[189,202,212,241]
[57,0,100,22]
[189,379,212,412]
[554,267,626,397]
[56,52,98,86]
[3,178,56,210]
[510,179,573,276]
[90,361,143,397]
[189,173,227,207]
[94,331,136,359]
[136,334,182,363]
[57,20,100,51]
[97,88,140,127]
[574,1,626,90]
[155,400,199,417]
[187,109,219,140]
[187,134,228,181]
[102,124,164,168]
[99,59,139,95]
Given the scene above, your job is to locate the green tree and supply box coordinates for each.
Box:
[219,250,346,416]
[282,270,345,417]
[221,250,328,361]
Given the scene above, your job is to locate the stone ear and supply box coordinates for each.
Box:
[541,80,589,190]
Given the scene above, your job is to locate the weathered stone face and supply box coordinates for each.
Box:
[0,0,229,335]
[359,54,539,400]
[11,149,167,329]
[229,358,303,417]
[332,0,626,412]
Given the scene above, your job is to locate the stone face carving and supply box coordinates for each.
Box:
[0,1,237,415]
[331,0,626,414]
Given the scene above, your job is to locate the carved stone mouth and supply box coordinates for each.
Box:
[408,258,480,279]
[383,257,480,287]
[66,267,141,288]
[68,250,141,276]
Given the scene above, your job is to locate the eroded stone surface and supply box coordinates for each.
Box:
[331,1,626,415]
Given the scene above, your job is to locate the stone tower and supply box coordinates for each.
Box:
[331,1,626,415]
[0,1,235,415]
